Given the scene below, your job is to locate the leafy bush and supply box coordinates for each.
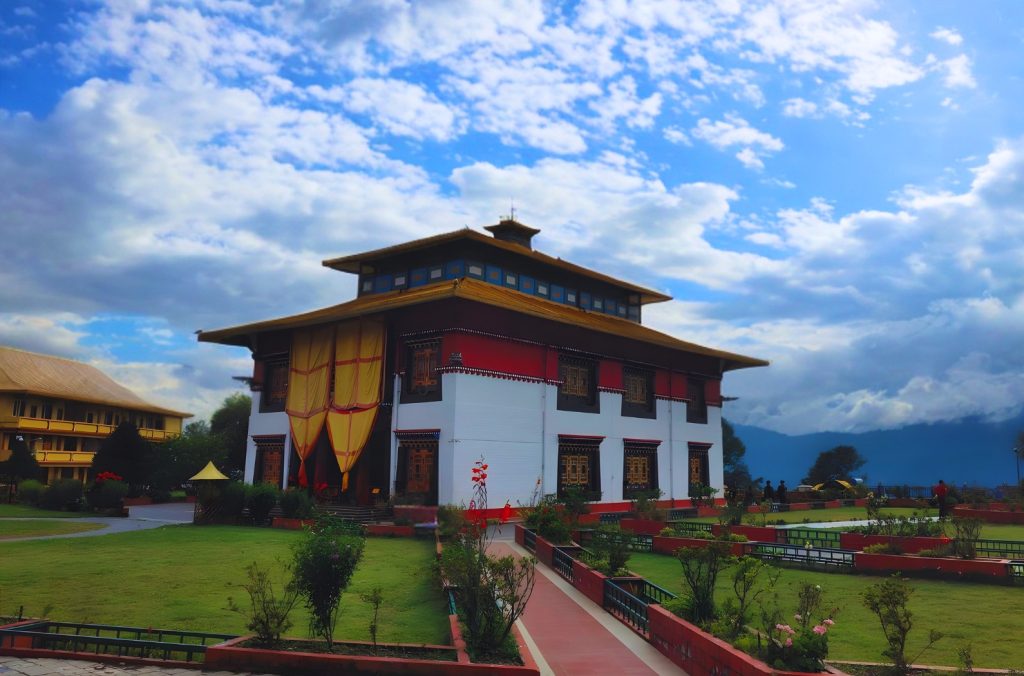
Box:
[246,482,280,525]
[721,532,748,543]
[558,487,592,528]
[279,488,314,519]
[584,525,632,576]
[219,481,247,517]
[863,542,904,555]
[437,504,468,541]
[851,510,945,537]
[147,487,172,503]
[39,479,83,511]
[523,495,571,544]
[951,517,982,559]
[292,516,366,647]
[87,479,128,510]
[916,545,953,558]
[16,479,44,506]
[631,489,665,521]
[441,458,535,657]
[758,582,836,672]
[676,540,734,625]
[227,561,300,647]
[862,574,943,674]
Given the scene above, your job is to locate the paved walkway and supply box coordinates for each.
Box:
[0,503,194,542]
[778,516,939,530]
[0,655,272,675]
[492,540,684,675]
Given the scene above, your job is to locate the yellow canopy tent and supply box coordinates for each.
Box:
[190,461,229,481]
[811,479,854,492]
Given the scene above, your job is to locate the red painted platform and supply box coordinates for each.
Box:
[490,542,678,675]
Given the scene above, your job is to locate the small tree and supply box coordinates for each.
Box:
[721,556,770,639]
[676,541,734,625]
[439,458,535,657]
[359,587,384,654]
[803,445,866,486]
[862,575,942,674]
[227,561,300,647]
[292,516,365,648]
[585,525,632,576]
[950,517,982,559]
[558,486,591,529]
[92,422,154,489]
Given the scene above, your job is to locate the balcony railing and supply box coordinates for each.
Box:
[0,416,175,441]
[603,580,651,636]
[743,542,855,569]
[33,451,96,466]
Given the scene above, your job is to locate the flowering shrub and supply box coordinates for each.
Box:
[291,515,365,647]
[439,457,535,659]
[757,583,835,672]
[94,471,124,484]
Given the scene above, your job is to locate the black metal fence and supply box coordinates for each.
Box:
[666,520,714,537]
[598,512,627,524]
[523,528,536,553]
[603,580,651,635]
[743,542,855,569]
[580,530,653,553]
[779,527,842,549]
[1008,560,1024,578]
[552,546,579,582]
[974,539,1024,559]
[0,621,236,663]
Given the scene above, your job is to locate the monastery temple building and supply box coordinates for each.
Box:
[199,221,767,509]
[0,346,189,483]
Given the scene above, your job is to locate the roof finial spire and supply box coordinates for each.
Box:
[509,198,516,222]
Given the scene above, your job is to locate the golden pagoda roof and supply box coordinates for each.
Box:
[321,228,674,306]
[0,346,191,418]
[198,278,768,372]
[190,460,229,481]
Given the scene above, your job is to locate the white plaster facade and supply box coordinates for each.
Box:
[392,370,722,506]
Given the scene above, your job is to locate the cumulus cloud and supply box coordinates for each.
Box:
[940,54,976,88]
[692,114,783,169]
[930,27,964,46]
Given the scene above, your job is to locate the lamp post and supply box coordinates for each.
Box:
[1014,447,1021,488]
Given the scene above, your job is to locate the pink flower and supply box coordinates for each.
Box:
[794,613,802,621]
[823,619,835,626]
[785,638,793,647]
[813,625,827,635]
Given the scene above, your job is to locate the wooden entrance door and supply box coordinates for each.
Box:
[406,446,435,494]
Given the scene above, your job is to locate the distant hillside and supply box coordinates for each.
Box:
[734,413,1024,488]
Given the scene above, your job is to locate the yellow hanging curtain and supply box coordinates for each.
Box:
[286,325,334,483]
[326,319,385,490]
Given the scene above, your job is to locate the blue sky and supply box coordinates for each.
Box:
[1,0,1022,434]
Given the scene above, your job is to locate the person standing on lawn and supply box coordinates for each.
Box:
[777,480,788,504]
[763,480,775,503]
[933,479,949,518]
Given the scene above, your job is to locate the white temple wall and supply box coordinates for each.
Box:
[244,390,292,489]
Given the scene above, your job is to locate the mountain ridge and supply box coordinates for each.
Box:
[734,412,1024,488]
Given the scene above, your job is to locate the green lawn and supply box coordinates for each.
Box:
[978,523,1024,541]
[0,504,91,518]
[694,506,930,525]
[0,525,450,645]
[0,520,106,539]
[628,552,1024,669]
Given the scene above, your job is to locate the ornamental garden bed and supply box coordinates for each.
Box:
[954,506,1024,524]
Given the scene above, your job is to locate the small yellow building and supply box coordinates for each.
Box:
[0,346,190,483]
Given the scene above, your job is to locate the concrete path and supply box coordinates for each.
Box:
[492,539,685,675]
[0,503,193,542]
[778,516,940,530]
[0,655,272,675]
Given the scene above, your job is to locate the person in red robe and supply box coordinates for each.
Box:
[933,479,949,518]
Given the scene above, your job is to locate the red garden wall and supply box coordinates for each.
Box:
[854,552,1009,579]
[954,507,1024,524]
[839,533,949,554]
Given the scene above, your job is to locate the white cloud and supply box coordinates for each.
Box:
[940,54,976,89]
[781,97,818,118]
[930,27,964,46]
[309,78,463,141]
[663,126,691,146]
[692,114,783,169]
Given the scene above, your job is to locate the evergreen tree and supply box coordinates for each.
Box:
[0,434,42,482]
[722,419,756,495]
[91,422,154,487]
[150,420,227,490]
[210,393,251,476]
[802,445,866,485]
